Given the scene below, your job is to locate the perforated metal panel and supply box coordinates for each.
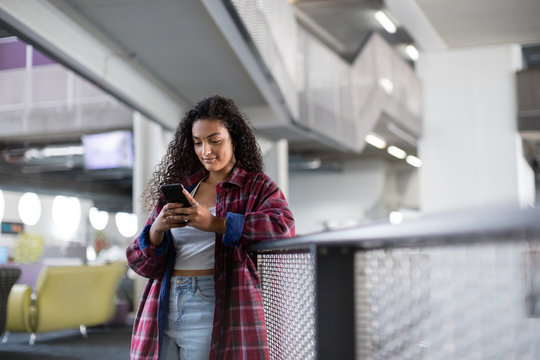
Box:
[256,240,540,359]
[355,241,540,360]
[257,251,316,360]
[355,249,431,359]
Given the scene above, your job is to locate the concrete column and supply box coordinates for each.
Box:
[132,111,172,309]
[417,44,535,213]
[261,138,289,197]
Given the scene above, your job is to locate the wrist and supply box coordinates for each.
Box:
[213,216,227,234]
[149,225,164,246]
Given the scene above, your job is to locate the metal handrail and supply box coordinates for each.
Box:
[249,206,540,252]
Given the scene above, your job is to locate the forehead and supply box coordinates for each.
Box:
[192,118,228,137]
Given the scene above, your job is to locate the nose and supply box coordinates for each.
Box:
[202,142,211,155]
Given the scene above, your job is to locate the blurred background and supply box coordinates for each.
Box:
[0,0,538,264]
[1,1,540,358]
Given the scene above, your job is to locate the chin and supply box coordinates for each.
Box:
[203,164,221,172]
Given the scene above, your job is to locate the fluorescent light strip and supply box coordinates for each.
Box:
[406,155,423,167]
[379,78,394,95]
[405,44,419,61]
[365,133,387,149]
[374,11,397,34]
[42,146,84,157]
[387,145,406,159]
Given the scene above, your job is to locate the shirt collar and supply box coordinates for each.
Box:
[222,165,246,188]
[182,164,247,189]
[182,169,208,189]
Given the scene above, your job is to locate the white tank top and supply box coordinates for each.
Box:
[170,180,215,270]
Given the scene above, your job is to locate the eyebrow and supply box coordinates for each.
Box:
[192,132,221,140]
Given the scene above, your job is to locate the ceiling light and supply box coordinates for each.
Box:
[389,211,403,224]
[89,207,110,231]
[387,145,406,159]
[305,159,322,170]
[379,78,394,95]
[405,44,419,61]
[325,218,362,230]
[42,145,84,157]
[18,192,41,226]
[406,155,423,167]
[374,11,396,34]
[24,145,84,160]
[365,133,387,149]
[115,212,138,238]
[52,196,81,240]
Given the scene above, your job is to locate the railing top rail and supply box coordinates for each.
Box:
[248,207,540,252]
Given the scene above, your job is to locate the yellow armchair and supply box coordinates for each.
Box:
[6,264,124,344]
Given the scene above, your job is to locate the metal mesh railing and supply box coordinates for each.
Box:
[354,242,540,359]
[355,249,430,359]
[258,251,316,360]
[251,209,540,359]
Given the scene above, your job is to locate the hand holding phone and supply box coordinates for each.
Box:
[160,183,191,207]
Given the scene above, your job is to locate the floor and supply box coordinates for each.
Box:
[0,324,132,360]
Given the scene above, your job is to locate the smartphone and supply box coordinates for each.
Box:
[160,183,190,207]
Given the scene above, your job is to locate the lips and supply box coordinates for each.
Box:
[203,157,216,163]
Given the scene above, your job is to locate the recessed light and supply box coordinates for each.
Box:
[405,44,419,61]
[387,145,406,159]
[374,11,397,34]
[379,78,394,95]
[365,133,387,149]
[406,155,422,167]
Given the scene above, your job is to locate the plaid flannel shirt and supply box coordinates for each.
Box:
[126,165,295,359]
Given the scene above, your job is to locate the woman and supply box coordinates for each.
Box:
[126,95,295,360]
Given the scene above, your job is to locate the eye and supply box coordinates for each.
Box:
[210,140,221,144]
[193,141,202,146]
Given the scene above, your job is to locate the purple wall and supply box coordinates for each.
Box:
[0,39,26,70]
[0,38,55,70]
[33,48,55,66]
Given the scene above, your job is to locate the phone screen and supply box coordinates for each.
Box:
[160,184,190,207]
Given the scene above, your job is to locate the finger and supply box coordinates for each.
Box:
[167,203,187,210]
[166,214,191,223]
[171,207,194,216]
[182,188,198,207]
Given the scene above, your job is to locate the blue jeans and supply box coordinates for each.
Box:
[162,275,215,360]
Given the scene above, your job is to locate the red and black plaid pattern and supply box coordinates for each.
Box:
[127,166,295,359]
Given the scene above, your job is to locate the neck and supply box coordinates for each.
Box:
[206,163,235,186]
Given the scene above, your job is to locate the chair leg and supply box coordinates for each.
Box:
[1,331,9,343]
[29,333,36,345]
[80,325,88,338]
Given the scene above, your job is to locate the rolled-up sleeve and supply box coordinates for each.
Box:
[126,204,171,279]
[221,174,295,247]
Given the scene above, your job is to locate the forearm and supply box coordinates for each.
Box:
[126,224,170,279]
[210,216,227,234]
[149,226,165,246]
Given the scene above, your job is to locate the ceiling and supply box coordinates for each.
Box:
[414,0,540,48]
[48,0,267,108]
[0,0,539,211]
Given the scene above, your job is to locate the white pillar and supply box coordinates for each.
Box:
[261,138,289,197]
[133,112,170,222]
[417,44,534,213]
[132,111,172,309]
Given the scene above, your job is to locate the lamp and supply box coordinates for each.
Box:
[89,207,109,231]
[18,192,41,226]
[52,196,81,240]
[115,212,138,238]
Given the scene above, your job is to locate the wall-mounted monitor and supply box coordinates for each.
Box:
[82,130,133,170]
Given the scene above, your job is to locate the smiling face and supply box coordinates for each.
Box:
[192,118,236,178]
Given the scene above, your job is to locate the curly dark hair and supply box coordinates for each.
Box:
[143,95,263,211]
